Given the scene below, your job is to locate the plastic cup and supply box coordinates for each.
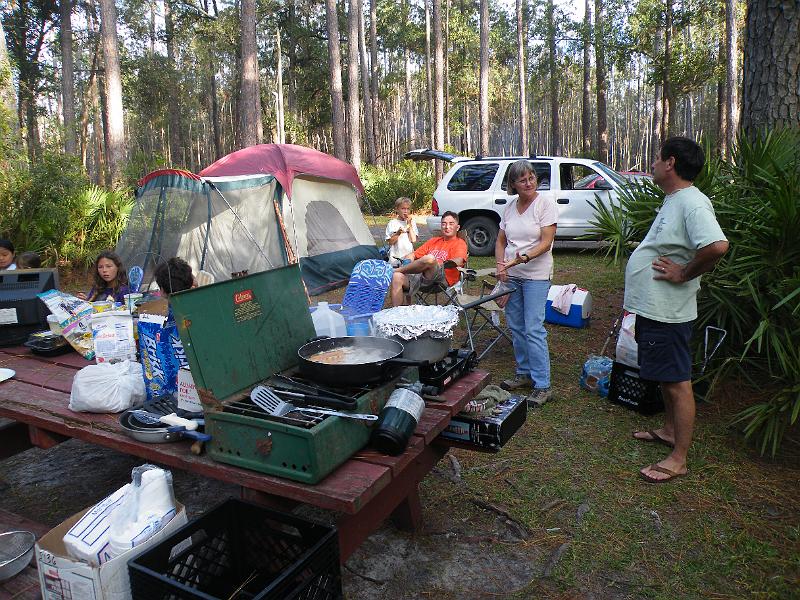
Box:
[47,314,64,335]
[124,293,143,313]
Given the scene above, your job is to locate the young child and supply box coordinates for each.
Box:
[0,239,16,270]
[77,251,130,303]
[154,257,197,296]
[16,251,41,269]
[384,197,418,267]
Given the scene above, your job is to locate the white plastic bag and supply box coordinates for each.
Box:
[615,311,639,367]
[69,360,147,412]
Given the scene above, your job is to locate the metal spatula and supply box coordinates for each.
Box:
[250,386,378,421]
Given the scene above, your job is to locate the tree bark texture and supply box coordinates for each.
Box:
[741,0,798,136]
[239,0,262,148]
[165,0,184,163]
[651,26,663,159]
[662,0,673,139]
[60,0,77,155]
[581,0,591,157]
[99,0,126,184]
[595,0,608,162]
[326,0,347,159]
[276,28,285,144]
[369,0,379,161]
[724,0,738,156]
[358,0,376,163]
[517,0,529,156]
[433,0,445,179]
[548,0,561,155]
[346,0,361,168]
[425,0,435,147]
[479,0,490,155]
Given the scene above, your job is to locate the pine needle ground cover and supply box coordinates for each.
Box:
[408,251,799,599]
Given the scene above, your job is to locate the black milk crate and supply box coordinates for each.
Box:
[607,361,664,415]
[128,498,342,600]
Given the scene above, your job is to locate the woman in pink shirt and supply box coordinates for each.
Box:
[495,160,558,406]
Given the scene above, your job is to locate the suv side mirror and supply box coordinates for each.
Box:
[594,178,613,190]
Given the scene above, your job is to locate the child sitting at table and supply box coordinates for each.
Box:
[16,251,42,269]
[77,251,130,303]
[154,257,197,297]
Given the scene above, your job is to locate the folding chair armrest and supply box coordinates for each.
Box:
[458,287,515,310]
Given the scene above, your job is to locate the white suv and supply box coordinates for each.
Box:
[406,150,630,256]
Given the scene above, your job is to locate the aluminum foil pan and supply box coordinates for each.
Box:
[372,305,459,340]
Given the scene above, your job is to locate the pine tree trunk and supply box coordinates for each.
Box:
[326,0,347,159]
[346,0,361,168]
[276,29,285,144]
[425,0,435,147]
[581,0,591,156]
[99,0,126,184]
[404,43,413,146]
[433,0,445,179]
[723,0,738,154]
[547,1,560,155]
[595,0,608,162]
[478,0,490,155]
[239,0,262,148]
[60,0,77,155]
[662,0,672,139]
[165,0,184,164]
[369,0,379,161]
[516,0,529,156]
[359,0,376,163]
[652,26,663,158]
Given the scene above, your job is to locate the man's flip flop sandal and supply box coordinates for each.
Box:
[639,464,685,484]
[633,430,675,449]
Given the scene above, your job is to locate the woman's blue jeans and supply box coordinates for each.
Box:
[504,277,551,389]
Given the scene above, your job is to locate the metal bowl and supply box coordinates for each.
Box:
[0,530,36,581]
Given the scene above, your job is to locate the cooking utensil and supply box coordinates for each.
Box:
[251,386,378,422]
[269,374,358,409]
[118,412,211,443]
[0,530,36,581]
[268,387,357,410]
[129,410,199,431]
[297,336,426,387]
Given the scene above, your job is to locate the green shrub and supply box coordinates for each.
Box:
[586,129,800,455]
[361,161,436,214]
[0,151,88,260]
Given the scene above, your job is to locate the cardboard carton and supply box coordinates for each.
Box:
[36,503,186,600]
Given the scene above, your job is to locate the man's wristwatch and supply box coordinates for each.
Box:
[520,253,530,263]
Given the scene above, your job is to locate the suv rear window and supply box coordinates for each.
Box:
[447,163,499,191]
[500,162,551,191]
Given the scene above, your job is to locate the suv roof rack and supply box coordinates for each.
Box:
[471,155,553,161]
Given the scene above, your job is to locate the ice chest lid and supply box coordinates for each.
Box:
[169,265,316,400]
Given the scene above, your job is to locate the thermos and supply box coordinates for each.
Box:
[371,388,425,455]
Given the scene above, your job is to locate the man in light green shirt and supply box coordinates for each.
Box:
[624,137,728,483]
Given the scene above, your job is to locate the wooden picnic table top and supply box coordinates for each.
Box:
[0,346,489,516]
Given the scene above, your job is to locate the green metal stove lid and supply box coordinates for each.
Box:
[169,265,315,400]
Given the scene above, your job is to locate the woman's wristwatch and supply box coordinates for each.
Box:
[520,253,530,263]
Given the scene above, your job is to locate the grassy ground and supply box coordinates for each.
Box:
[404,250,799,599]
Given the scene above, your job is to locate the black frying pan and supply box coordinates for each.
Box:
[297,336,425,387]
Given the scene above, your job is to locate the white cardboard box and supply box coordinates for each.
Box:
[36,503,187,600]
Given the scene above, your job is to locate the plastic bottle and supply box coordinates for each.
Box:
[311,302,347,338]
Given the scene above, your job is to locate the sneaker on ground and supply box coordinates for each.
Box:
[527,388,553,407]
[500,374,532,391]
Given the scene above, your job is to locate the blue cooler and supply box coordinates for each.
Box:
[545,285,592,328]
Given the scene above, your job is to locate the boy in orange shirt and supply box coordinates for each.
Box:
[390,211,468,306]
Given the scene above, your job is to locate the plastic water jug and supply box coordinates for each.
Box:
[311,302,347,338]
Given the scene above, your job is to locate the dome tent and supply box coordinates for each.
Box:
[116,145,379,294]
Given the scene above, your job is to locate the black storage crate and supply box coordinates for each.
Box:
[128,498,342,600]
[607,361,664,415]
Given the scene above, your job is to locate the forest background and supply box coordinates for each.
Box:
[0,0,797,452]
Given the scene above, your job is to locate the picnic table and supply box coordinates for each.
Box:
[0,346,490,567]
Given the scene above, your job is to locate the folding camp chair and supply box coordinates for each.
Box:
[451,275,515,361]
[340,259,394,333]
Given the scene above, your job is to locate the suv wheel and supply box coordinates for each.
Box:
[463,216,498,257]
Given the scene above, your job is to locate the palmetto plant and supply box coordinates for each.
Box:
[587,130,800,455]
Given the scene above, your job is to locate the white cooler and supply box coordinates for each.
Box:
[545,285,592,328]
